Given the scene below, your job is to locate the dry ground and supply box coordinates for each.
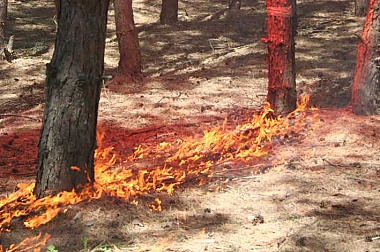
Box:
[1,0,380,251]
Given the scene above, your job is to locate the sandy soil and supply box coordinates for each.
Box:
[1,0,380,251]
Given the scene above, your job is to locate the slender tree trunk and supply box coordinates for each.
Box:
[114,0,142,78]
[0,0,7,58]
[355,0,369,16]
[228,0,241,10]
[34,0,109,198]
[265,0,297,114]
[160,0,178,25]
[351,0,380,115]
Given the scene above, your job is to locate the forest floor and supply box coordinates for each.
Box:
[1,0,380,251]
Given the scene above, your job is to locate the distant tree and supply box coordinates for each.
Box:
[228,0,241,10]
[351,0,380,115]
[355,0,369,16]
[0,0,10,61]
[34,0,110,197]
[160,0,178,25]
[114,0,142,79]
[264,0,297,114]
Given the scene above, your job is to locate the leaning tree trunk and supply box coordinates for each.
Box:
[0,0,7,58]
[35,0,110,198]
[265,0,297,114]
[351,0,380,115]
[114,0,142,78]
[355,0,369,16]
[160,0,178,25]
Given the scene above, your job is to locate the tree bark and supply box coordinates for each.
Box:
[34,0,109,198]
[0,0,7,58]
[351,0,380,115]
[160,0,178,25]
[265,0,297,114]
[114,0,142,78]
[355,0,369,16]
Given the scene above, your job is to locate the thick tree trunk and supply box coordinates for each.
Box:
[34,0,109,198]
[114,0,142,78]
[160,0,178,25]
[0,0,7,58]
[351,0,380,115]
[355,0,369,16]
[265,0,297,114]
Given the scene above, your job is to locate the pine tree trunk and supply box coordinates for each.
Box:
[265,0,297,114]
[114,0,141,78]
[351,0,380,115]
[0,0,7,57]
[228,0,241,10]
[160,0,178,25]
[34,0,109,198]
[355,0,369,16]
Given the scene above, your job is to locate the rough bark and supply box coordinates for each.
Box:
[114,0,142,78]
[0,0,7,58]
[160,0,178,25]
[351,0,380,115]
[265,0,297,114]
[355,0,369,16]
[35,0,110,198]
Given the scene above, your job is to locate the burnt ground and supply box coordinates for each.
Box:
[1,0,380,251]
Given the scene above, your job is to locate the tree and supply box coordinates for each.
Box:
[355,0,369,16]
[351,0,380,115]
[264,0,297,114]
[114,0,142,79]
[0,0,9,61]
[160,0,178,25]
[34,0,110,198]
[228,0,241,10]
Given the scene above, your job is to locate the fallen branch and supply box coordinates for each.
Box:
[365,235,380,242]
[212,162,282,175]
[0,114,40,121]
[126,125,166,137]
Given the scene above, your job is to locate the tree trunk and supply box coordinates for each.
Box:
[34,0,110,198]
[160,0,178,25]
[355,0,369,16]
[351,0,380,115]
[265,0,297,114]
[228,0,241,10]
[0,0,7,58]
[114,0,142,78]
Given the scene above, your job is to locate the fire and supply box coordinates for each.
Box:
[0,233,50,252]
[0,95,316,234]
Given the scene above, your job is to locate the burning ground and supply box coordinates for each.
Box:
[1,0,380,251]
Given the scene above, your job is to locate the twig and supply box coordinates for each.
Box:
[126,125,166,137]
[365,235,380,242]
[344,174,379,184]
[157,92,183,104]
[323,158,380,168]
[212,162,282,175]
[156,132,176,138]
[0,114,40,121]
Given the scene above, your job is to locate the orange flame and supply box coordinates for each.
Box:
[1,232,50,252]
[0,95,315,232]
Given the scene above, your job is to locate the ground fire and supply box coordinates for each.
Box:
[0,95,317,251]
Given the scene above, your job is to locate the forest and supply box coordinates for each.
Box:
[0,0,379,251]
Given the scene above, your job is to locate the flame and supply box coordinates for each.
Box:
[0,95,315,232]
[1,233,50,252]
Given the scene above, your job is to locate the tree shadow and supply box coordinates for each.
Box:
[130,0,360,109]
[269,172,380,251]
